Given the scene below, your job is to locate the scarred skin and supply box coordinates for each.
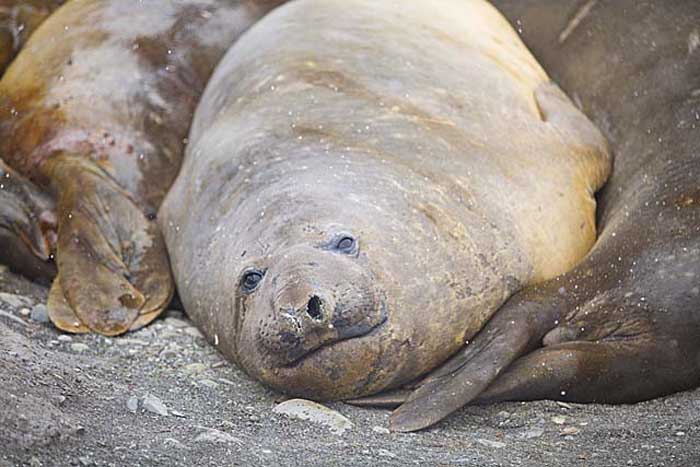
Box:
[161,0,610,408]
[0,0,287,335]
[0,0,65,73]
[353,0,700,432]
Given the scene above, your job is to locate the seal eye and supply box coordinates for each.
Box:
[241,269,265,293]
[335,236,356,253]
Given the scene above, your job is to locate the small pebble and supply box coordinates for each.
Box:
[30,304,49,323]
[164,309,185,319]
[377,449,397,458]
[71,343,89,353]
[675,431,686,436]
[561,426,581,436]
[19,307,31,317]
[116,338,149,346]
[163,438,185,449]
[551,415,567,425]
[184,363,208,374]
[476,439,506,449]
[195,428,242,444]
[198,379,219,389]
[126,397,139,413]
[142,394,169,416]
[164,317,189,328]
[519,427,545,439]
[57,335,73,343]
[184,327,204,338]
[372,426,390,434]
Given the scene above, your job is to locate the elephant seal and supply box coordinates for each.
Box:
[161,0,611,406]
[0,0,286,335]
[354,0,700,432]
[0,1,65,73]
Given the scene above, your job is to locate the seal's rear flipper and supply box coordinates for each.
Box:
[0,159,56,280]
[475,310,700,405]
[45,156,173,336]
[386,289,563,432]
[474,339,677,405]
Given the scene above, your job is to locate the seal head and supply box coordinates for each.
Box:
[236,231,387,370]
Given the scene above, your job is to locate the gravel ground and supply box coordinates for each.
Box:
[1,265,699,467]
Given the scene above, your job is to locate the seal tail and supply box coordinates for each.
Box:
[44,154,173,336]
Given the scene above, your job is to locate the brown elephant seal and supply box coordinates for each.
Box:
[161,0,611,407]
[353,0,700,432]
[0,0,286,335]
[0,1,65,73]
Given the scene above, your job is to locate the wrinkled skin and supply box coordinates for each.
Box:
[0,0,286,335]
[0,0,64,73]
[162,0,610,405]
[353,0,700,432]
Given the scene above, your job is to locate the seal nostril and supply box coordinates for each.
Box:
[306,295,323,321]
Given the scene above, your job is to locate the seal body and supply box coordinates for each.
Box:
[479,0,700,402]
[161,0,610,401]
[366,0,700,432]
[0,0,286,334]
[0,1,65,73]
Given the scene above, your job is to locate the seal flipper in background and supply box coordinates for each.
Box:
[45,155,172,336]
[0,158,56,280]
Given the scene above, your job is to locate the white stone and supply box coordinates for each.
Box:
[273,399,353,435]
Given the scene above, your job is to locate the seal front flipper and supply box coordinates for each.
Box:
[46,156,173,336]
[385,288,564,432]
[0,159,56,280]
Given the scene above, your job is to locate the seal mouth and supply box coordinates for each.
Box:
[280,301,388,369]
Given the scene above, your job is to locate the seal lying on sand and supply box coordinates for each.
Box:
[161,0,611,405]
[0,1,65,73]
[0,0,286,335]
[353,0,700,432]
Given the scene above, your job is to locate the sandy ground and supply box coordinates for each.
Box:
[1,266,699,467]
